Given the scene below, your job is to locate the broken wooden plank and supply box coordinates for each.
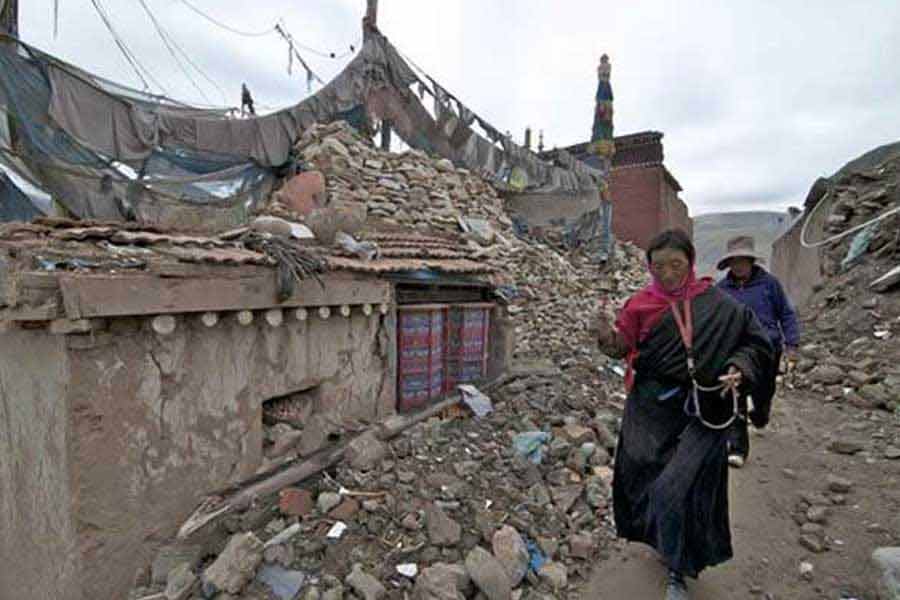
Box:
[5,271,61,309]
[0,302,64,322]
[871,264,900,293]
[150,261,272,280]
[49,318,106,335]
[58,273,392,319]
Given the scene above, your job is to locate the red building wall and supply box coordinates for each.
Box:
[610,165,692,249]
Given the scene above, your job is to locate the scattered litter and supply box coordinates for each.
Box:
[396,563,418,578]
[326,522,347,539]
[526,540,548,573]
[513,431,551,465]
[256,565,307,599]
[841,223,877,270]
[459,384,493,417]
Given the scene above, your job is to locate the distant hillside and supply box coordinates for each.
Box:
[694,211,792,277]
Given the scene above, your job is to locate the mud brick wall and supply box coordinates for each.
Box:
[0,302,394,600]
[610,164,693,249]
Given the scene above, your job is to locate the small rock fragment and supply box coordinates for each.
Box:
[425,502,462,547]
[202,532,264,595]
[826,474,853,494]
[798,534,826,554]
[538,561,568,589]
[799,561,814,581]
[164,562,196,600]
[346,564,386,600]
[279,488,315,518]
[465,547,512,600]
[492,525,529,586]
[317,492,342,514]
[346,432,388,471]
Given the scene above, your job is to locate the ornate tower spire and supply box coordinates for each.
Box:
[591,54,615,174]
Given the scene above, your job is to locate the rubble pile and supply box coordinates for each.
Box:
[125,125,651,600]
[133,385,623,600]
[790,151,900,457]
[275,121,647,402]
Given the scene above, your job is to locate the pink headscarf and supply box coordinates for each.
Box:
[614,264,713,390]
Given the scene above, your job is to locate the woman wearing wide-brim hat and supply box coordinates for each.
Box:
[716,235,801,468]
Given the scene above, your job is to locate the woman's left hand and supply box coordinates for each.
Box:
[718,366,743,398]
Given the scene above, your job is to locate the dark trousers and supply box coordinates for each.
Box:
[728,348,781,458]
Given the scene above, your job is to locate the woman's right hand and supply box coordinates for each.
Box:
[588,313,615,345]
[590,313,627,358]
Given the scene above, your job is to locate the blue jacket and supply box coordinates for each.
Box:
[717,266,800,350]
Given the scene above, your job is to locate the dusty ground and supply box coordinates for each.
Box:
[583,387,900,600]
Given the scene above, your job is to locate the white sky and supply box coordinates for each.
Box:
[19,0,900,215]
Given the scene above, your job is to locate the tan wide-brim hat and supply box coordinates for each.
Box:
[716,235,766,271]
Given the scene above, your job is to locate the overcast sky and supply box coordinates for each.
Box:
[19,0,900,215]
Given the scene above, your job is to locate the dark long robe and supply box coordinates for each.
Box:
[612,286,774,577]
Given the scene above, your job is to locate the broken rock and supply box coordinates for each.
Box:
[164,562,196,600]
[317,491,342,514]
[425,502,462,547]
[279,488,314,518]
[551,485,584,514]
[560,424,595,445]
[413,563,468,600]
[826,474,853,494]
[872,547,900,600]
[492,525,529,586]
[568,532,595,560]
[329,498,361,521]
[346,431,388,471]
[829,438,865,455]
[202,532,264,595]
[465,547,512,600]
[346,564,386,600]
[537,561,568,589]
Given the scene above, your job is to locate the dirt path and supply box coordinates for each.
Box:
[582,388,900,599]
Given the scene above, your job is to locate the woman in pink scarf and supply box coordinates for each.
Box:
[591,229,774,600]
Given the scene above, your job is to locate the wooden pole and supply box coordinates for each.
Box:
[0,0,19,37]
[365,0,378,28]
[363,0,378,40]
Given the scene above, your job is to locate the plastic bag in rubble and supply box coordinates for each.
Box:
[526,539,548,573]
[513,431,551,464]
[459,384,493,417]
[335,231,378,261]
[841,223,878,270]
[256,565,307,599]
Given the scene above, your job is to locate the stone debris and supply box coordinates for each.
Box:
[425,502,463,547]
[202,532,264,595]
[492,525,530,586]
[537,561,569,590]
[413,563,470,600]
[163,562,196,600]
[790,152,900,430]
[872,547,900,600]
[345,431,388,472]
[266,121,647,410]
[133,121,646,600]
[346,564,387,600]
[465,546,513,600]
